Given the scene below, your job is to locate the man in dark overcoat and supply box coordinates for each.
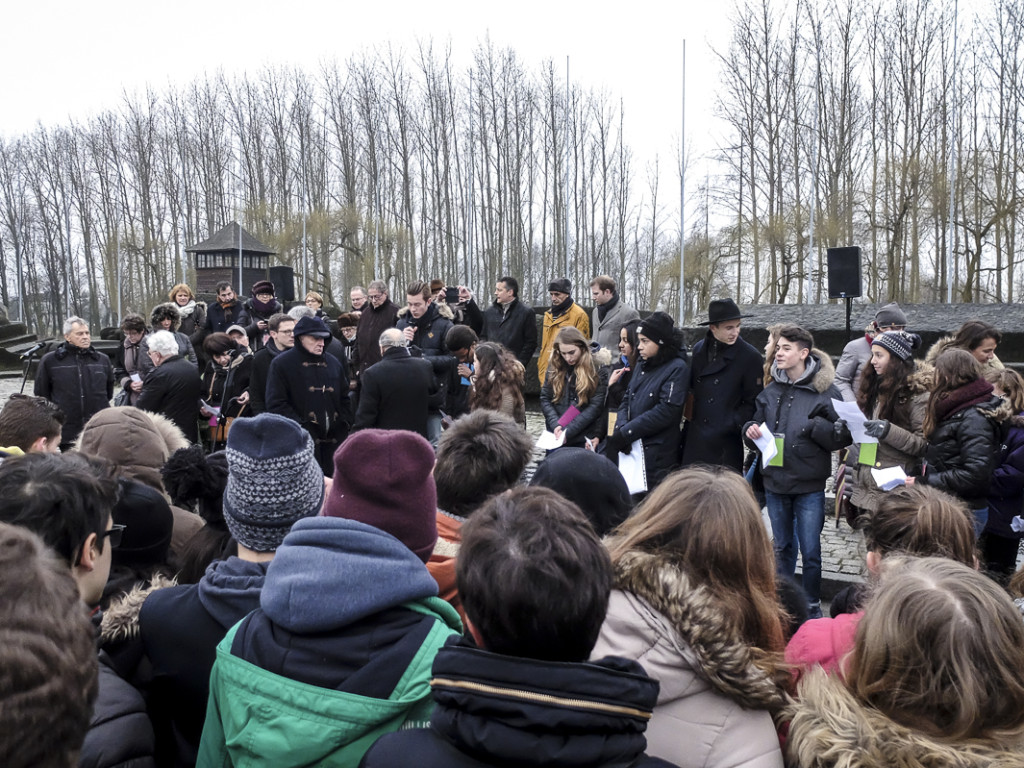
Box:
[680,298,763,472]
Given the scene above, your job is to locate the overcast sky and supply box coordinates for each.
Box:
[2,1,735,215]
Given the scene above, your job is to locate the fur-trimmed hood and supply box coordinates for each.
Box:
[925,334,1004,370]
[610,548,790,714]
[785,669,1024,767]
[150,302,182,332]
[100,574,176,644]
[395,301,455,321]
[770,347,836,394]
[74,406,191,492]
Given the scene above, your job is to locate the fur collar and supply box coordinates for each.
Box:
[100,573,176,644]
[613,549,790,714]
[925,335,1004,370]
[395,302,455,321]
[786,669,1024,767]
[770,347,836,394]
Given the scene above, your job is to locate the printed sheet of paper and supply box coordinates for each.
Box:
[618,440,647,494]
[831,398,878,445]
[536,430,565,451]
[870,465,907,491]
[130,372,143,383]
[751,422,777,469]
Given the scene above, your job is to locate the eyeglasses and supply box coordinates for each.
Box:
[368,293,384,301]
[101,524,126,548]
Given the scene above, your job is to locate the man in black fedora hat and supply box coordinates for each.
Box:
[680,298,763,471]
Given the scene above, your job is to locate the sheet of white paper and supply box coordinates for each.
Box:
[536,430,565,450]
[130,372,143,383]
[831,398,878,444]
[870,465,908,491]
[618,440,647,494]
[751,422,777,469]
[200,399,221,417]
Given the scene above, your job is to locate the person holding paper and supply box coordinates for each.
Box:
[603,312,688,491]
[844,330,929,516]
[540,327,610,449]
[743,325,851,619]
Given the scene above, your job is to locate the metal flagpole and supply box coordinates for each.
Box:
[946,0,959,303]
[679,41,686,324]
[564,56,570,281]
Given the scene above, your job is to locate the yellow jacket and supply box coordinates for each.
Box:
[538,302,590,385]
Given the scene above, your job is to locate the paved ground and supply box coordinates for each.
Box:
[0,372,876,596]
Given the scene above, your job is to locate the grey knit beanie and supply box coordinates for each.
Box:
[872,330,922,362]
[222,413,325,552]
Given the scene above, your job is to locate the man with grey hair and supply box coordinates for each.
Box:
[349,285,368,318]
[34,316,114,450]
[353,328,437,438]
[137,330,202,442]
[355,279,399,375]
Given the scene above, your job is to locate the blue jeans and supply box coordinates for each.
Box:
[971,507,988,540]
[765,491,825,605]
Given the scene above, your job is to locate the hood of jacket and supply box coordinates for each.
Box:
[612,549,789,714]
[152,302,183,332]
[74,406,190,491]
[396,301,454,323]
[926,334,1004,370]
[770,347,835,393]
[100,573,177,644]
[198,557,271,631]
[428,635,660,766]
[260,516,439,633]
[786,669,1024,768]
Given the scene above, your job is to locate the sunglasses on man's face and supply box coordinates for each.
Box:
[100,524,126,548]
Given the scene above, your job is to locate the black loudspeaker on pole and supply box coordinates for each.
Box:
[827,246,862,341]
[826,247,862,299]
[268,265,295,303]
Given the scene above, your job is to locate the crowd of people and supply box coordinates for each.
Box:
[3,277,1024,767]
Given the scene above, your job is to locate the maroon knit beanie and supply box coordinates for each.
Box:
[323,429,438,562]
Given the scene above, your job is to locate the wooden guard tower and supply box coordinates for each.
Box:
[186,222,276,295]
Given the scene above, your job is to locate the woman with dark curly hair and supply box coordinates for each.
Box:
[469,342,526,428]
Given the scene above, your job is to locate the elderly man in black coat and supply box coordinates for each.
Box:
[353,328,438,439]
[136,330,202,443]
[681,298,764,472]
[34,316,115,450]
[266,316,352,475]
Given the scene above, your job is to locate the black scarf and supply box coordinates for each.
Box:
[551,296,575,319]
[597,292,619,322]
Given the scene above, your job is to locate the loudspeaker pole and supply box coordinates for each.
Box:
[845,297,852,341]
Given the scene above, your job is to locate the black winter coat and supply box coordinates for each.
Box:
[136,355,201,443]
[920,392,1001,509]
[744,352,851,496]
[266,344,352,474]
[359,636,673,768]
[612,352,689,487]
[481,299,538,366]
[242,298,283,351]
[204,300,250,335]
[356,299,399,374]
[80,652,156,768]
[140,557,268,768]
[354,347,437,438]
[396,303,454,357]
[247,341,286,415]
[200,353,252,419]
[541,366,610,447]
[682,333,763,471]
[34,342,115,445]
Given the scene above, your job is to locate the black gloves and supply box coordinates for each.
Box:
[863,419,890,439]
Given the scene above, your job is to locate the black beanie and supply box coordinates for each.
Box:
[530,448,633,536]
[637,311,677,348]
[111,478,173,568]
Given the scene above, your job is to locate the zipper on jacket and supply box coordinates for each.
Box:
[430,677,652,720]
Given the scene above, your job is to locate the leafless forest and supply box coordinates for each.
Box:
[0,0,1021,334]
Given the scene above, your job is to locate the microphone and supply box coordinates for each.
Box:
[20,342,46,359]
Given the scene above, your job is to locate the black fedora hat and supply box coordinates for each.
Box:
[698,298,753,326]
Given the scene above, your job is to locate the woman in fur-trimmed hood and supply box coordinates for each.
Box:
[592,467,791,768]
[925,319,1004,371]
[785,557,1024,768]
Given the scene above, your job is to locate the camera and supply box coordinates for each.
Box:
[444,287,460,304]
